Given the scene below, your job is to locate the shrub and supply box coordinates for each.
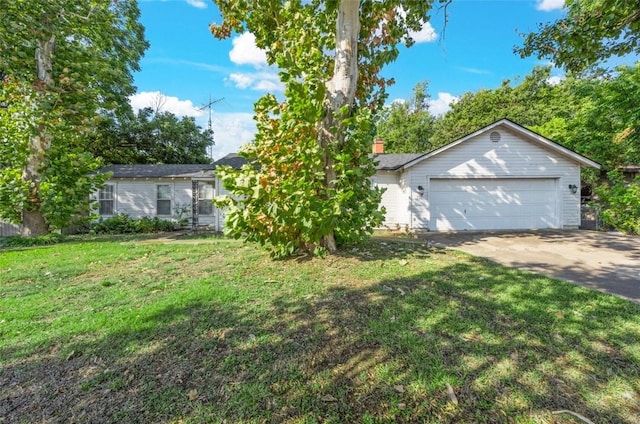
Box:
[596,171,640,234]
[0,233,66,248]
[90,214,178,235]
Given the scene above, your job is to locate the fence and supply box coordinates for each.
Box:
[0,221,85,237]
[580,205,603,231]
[0,221,21,237]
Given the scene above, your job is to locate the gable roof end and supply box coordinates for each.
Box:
[401,118,601,170]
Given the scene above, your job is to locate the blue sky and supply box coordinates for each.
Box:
[131,0,568,159]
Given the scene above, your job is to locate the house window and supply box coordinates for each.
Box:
[198,181,215,215]
[98,185,114,215]
[157,184,172,215]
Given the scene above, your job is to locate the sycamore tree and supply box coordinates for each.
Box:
[0,0,147,236]
[212,1,443,256]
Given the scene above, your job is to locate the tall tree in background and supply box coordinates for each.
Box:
[430,66,573,146]
[536,65,640,234]
[92,107,213,165]
[519,2,640,234]
[212,1,441,256]
[517,0,640,73]
[375,81,435,153]
[0,0,147,236]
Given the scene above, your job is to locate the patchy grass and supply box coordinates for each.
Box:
[1,234,639,423]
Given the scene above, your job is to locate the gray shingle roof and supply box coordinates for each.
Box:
[98,164,216,179]
[373,153,427,170]
[213,153,248,169]
[97,153,421,178]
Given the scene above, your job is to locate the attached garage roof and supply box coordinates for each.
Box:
[401,118,601,170]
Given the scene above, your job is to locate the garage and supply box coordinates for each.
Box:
[430,178,559,231]
[374,119,601,232]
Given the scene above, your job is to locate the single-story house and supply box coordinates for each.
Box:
[94,154,244,231]
[374,118,600,231]
[92,119,600,233]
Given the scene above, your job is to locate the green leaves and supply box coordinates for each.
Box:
[90,106,214,165]
[517,0,640,73]
[597,171,640,234]
[375,81,435,153]
[430,66,573,147]
[210,1,437,256]
[0,0,148,234]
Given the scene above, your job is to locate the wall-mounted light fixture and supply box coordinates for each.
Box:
[568,184,578,194]
[417,185,425,196]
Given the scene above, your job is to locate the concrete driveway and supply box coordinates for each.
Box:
[422,230,640,304]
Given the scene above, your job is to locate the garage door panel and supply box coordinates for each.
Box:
[430,178,558,231]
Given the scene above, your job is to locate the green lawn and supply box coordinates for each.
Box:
[1,234,639,423]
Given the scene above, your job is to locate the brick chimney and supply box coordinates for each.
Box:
[372,138,384,154]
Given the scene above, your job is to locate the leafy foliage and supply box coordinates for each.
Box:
[212,1,437,256]
[92,107,214,165]
[89,214,178,235]
[0,233,66,248]
[375,81,435,153]
[518,0,640,73]
[597,172,640,234]
[0,0,147,235]
[563,65,640,171]
[217,97,384,257]
[431,66,573,146]
[0,79,108,228]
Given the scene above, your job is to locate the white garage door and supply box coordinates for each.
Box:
[430,178,558,231]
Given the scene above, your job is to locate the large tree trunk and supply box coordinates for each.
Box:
[320,0,359,252]
[21,209,49,237]
[21,36,56,237]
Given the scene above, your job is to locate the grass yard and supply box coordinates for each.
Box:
[1,233,639,423]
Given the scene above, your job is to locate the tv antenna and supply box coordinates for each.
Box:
[198,95,224,158]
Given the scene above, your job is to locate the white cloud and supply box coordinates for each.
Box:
[128,92,255,160]
[129,91,204,118]
[395,7,437,44]
[229,33,268,67]
[546,75,565,86]
[536,0,565,11]
[186,0,207,8]
[428,92,458,117]
[209,113,257,160]
[227,71,284,92]
[229,73,254,89]
[254,79,283,92]
[458,66,492,75]
[409,21,437,43]
[390,98,407,106]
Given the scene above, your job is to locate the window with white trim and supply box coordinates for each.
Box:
[198,181,215,215]
[157,184,172,215]
[98,185,114,215]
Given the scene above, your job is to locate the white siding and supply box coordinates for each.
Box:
[375,172,401,228]
[110,179,191,218]
[96,178,224,231]
[375,171,413,230]
[404,126,582,230]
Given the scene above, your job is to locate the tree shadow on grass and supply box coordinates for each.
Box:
[2,254,640,423]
